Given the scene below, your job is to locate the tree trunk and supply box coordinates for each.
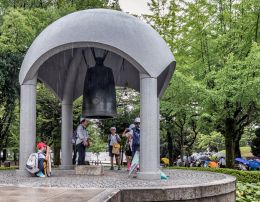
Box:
[2,149,7,162]
[225,118,236,168]
[13,152,17,165]
[234,139,241,158]
[167,131,173,166]
[53,144,61,166]
[225,134,235,168]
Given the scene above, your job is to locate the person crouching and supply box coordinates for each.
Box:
[36,142,49,177]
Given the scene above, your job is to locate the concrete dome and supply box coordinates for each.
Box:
[19,9,176,100]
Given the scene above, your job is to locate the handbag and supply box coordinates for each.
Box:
[112,143,120,155]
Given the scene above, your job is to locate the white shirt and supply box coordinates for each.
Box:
[109,134,120,146]
[219,158,226,166]
[38,151,45,159]
[76,124,89,145]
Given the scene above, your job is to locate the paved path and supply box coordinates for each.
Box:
[0,168,227,188]
[0,186,104,202]
[0,168,231,202]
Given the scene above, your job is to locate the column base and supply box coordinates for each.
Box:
[59,165,75,170]
[137,171,161,180]
[16,169,32,177]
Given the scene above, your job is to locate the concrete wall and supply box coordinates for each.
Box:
[106,180,236,202]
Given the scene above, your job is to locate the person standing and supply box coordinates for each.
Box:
[218,157,226,168]
[122,124,135,171]
[132,117,140,158]
[76,118,90,165]
[108,127,121,170]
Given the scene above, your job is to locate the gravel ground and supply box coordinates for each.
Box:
[0,168,228,189]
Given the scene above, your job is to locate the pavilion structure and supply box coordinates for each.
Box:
[18,9,176,179]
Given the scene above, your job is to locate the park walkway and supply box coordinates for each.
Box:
[0,168,235,202]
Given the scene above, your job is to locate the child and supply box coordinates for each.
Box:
[36,142,49,177]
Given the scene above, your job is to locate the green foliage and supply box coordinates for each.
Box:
[0,52,21,156]
[99,87,140,140]
[0,0,120,162]
[237,182,260,202]
[194,131,225,152]
[87,125,107,155]
[147,0,260,167]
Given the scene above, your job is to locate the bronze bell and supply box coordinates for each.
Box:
[82,49,117,119]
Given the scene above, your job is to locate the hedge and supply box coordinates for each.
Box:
[170,167,260,183]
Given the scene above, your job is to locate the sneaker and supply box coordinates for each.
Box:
[110,166,114,170]
[36,171,45,178]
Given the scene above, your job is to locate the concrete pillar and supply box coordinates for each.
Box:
[60,101,73,169]
[157,98,160,168]
[138,74,160,180]
[60,49,82,169]
[18,78,37,175]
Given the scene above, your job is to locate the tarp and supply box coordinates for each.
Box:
[235,158,249,165]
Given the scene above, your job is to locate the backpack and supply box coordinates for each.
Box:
[26,153,39,174]
[132,127,140,146]
[71,130,78,144]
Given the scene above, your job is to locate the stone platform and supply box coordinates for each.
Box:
[75,165,104,175]
[0,168,236,201]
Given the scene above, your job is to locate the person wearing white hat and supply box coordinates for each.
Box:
[76,117,90,165]
[108,126,121,170]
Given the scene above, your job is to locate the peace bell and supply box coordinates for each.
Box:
[82,49,117,119]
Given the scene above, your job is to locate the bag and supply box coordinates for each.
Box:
[112,143,120,155]
[71,130,78,144]
[83,139,91,147]
[132,128,140,146]
[26,153,39,174]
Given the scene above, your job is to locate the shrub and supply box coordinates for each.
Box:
[236,182,260,202]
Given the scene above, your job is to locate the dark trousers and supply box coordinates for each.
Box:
[132,145,140,158]
[77,143,86,165]
[72,144,77,165]
[38,158,45,172]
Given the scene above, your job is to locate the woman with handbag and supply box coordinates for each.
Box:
[108,127,121,170]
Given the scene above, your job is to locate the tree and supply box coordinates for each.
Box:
[251,128,260,157]
[0,0,121,164]
[203,43,260,167]
[147,0,260,168]
[87,126,107,162]
[194,131,225,152]
[160,71,205,165]
[0,52,21,162]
